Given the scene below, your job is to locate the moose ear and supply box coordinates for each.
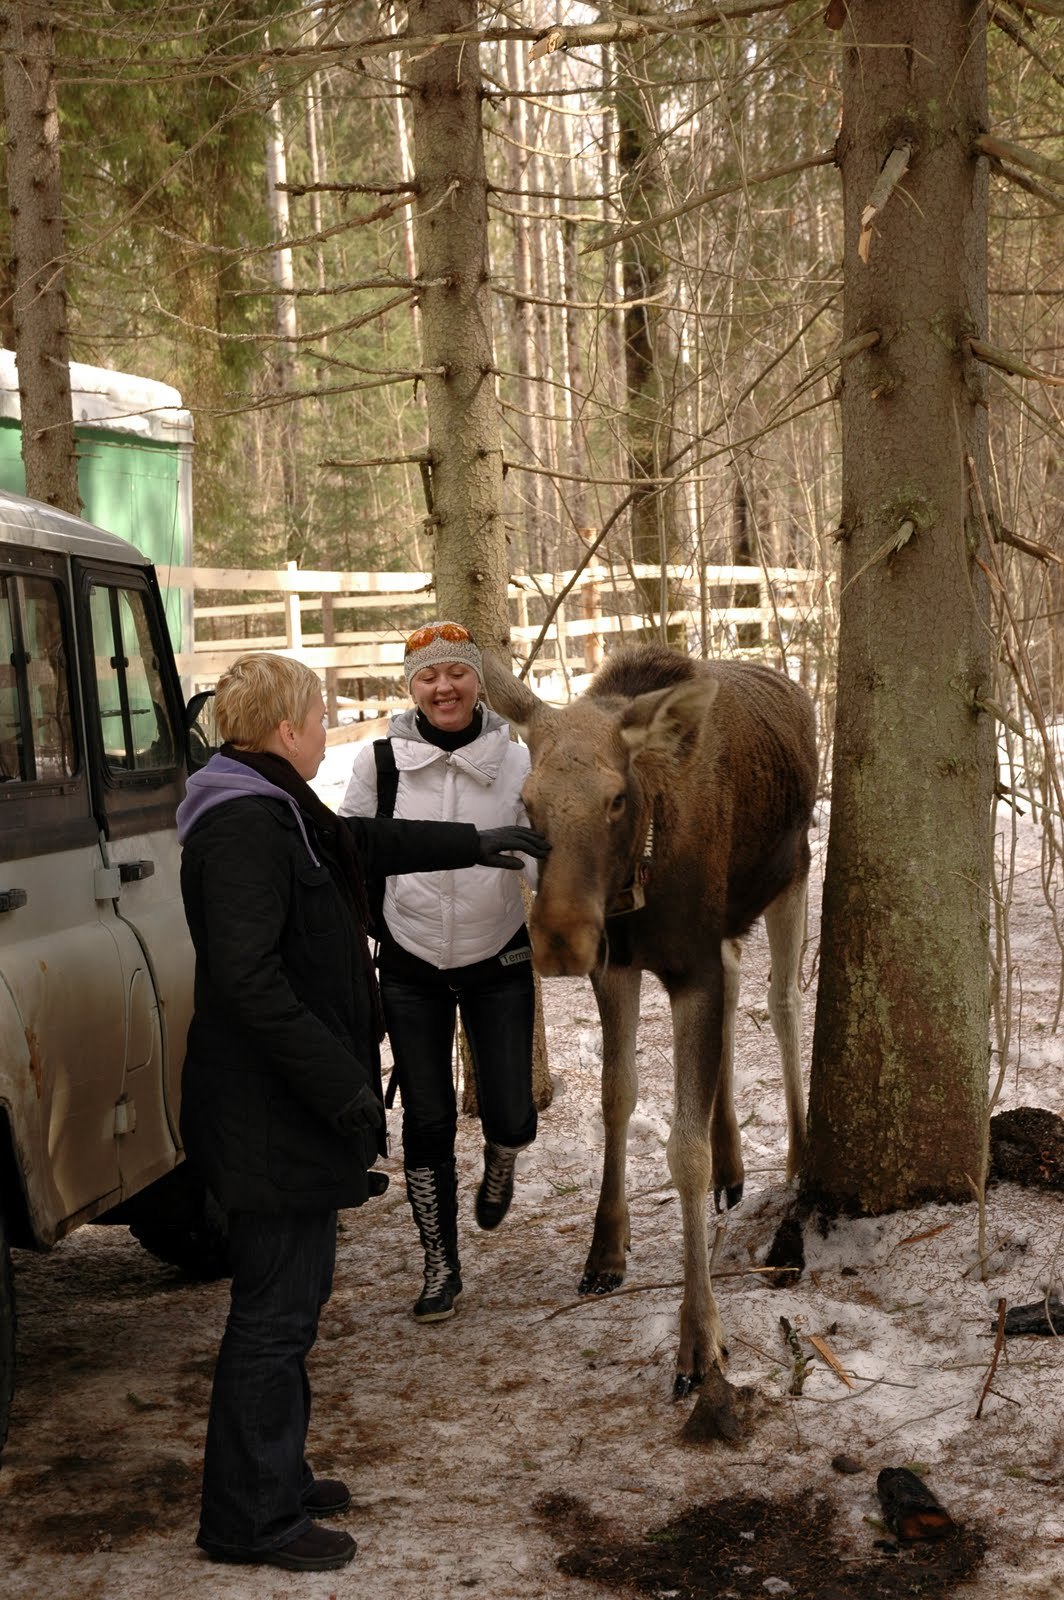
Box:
[619,678,719,764]
[482,650,552,742]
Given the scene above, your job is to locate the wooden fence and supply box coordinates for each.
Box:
[168,558,825,719]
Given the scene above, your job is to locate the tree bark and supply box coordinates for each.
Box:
[407,0,551,1111]
[263,75,304,562]
[1,2,79,513]
[613,13,685,642]
[406,0,509,654]
[805,0,993,1213]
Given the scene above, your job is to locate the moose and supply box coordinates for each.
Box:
[484,644,817,1398]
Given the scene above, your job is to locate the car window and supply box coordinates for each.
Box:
[0,572,77,784]
[89,582,177,774]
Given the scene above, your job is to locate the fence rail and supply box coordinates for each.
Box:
[168,559,825,711]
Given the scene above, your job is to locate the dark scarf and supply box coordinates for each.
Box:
[415,703,483,752]
[222,743,386,1041]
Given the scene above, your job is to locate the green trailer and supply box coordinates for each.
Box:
[0,352,193,656]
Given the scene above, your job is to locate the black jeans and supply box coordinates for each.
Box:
[380,929,537,1169]
[197,1208,336,1555]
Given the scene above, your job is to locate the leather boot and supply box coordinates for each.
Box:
[405,1160,462,1322]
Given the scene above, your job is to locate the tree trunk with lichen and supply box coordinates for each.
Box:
[804,0,993,1213]
[1,2,79,513]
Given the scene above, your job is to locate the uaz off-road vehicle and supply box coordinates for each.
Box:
[0,487,219,1456]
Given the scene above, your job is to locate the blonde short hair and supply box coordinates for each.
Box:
[215,653,322,749]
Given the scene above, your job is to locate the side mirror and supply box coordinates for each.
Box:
[185,690,219,772]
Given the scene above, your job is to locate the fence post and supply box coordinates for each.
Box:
[284,560,303,655]
[322,593,339,726]
[582,555,604,671]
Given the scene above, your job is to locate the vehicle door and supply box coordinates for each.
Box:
[77,563,191,1193]
[0,550,127,1239]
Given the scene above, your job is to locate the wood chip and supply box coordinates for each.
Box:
[806,1333,855,1389]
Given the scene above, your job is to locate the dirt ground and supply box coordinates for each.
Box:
[1,807,1062,1600]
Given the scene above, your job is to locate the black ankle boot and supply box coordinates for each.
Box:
[405,1161,462,1322]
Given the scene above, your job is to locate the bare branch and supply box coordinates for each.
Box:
[858,142,912,264]
[209,372,446,418]
[582,150,837,255]
[527,0,799,59]
[321,453,432,471]
[974,132,1064,189]
[277,181,416,196]
[991,8,1064,91]
[995,525,1063,564]
[149,291,417,347]
[226,276,451,300]
[968,337,1064,388]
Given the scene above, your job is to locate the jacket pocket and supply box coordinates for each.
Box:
[296,861,342,937]
[266,1089,353,1192]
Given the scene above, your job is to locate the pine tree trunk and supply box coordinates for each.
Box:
[1,2,79,513]
[264,81,303,562]
[613,15,684,643]
[805,0,993,1213]
[406,0,509,654]
[504,37,547,574]
[407,0,551,1113]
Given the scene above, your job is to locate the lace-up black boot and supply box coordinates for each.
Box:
[475,1142,520,1231]
[405,1160,462,1322]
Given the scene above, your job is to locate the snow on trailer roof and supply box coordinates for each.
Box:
[0,485,149,565]
[0,350,193,444]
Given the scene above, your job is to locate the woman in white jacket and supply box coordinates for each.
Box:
[340,622,538,1323]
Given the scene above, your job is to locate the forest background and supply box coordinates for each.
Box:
[0,0,1056,624]
[2,1,1064,1219]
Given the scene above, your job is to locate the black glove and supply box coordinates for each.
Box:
[334,1082,385,1137]
[477,826,550,870]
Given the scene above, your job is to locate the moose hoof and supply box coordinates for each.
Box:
[578,1269,624,1296]
[672,1367,705,1402]
[713,1181,744,1213]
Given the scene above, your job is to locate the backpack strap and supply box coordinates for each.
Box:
[370,737,400,1107]
[373,737,399,818]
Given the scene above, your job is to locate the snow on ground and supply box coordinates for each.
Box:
[0,733,1061,1598]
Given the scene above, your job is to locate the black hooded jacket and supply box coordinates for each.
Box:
[178,785,480,1213]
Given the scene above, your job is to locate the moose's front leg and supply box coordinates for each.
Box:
[667,976,729,1397]
[580,966,642,1295]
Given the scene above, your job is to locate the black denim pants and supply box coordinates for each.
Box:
[379,928,537,1169]
[197,1208,336,1555]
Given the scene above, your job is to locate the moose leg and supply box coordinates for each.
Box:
[713,937,745,1210]
[580,965,642,1295]
[763,875,808,1179]
[668,975,728,1396]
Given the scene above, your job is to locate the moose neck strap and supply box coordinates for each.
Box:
[606,813,655,918]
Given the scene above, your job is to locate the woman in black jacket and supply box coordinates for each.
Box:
[177,652,546,1574]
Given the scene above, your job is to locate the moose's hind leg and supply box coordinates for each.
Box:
[580,966,642,1295]
[712,936,744,1211]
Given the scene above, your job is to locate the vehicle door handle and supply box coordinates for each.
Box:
[0,887,28,913]
[119,860,155,883]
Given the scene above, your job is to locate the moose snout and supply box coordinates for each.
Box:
[530,916,603,977]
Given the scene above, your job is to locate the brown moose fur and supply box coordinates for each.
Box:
[483,644,818,1396]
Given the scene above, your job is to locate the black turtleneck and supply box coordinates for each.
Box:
[415,703,484,752]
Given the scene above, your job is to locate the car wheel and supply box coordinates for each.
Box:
[128,1166,229,1279]
[0,1215,15,1458]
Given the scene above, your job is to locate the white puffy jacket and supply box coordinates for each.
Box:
[339,706,534,970]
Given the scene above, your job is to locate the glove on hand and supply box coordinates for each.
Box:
[477,826,550,870]
[334,1082,385,1137]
